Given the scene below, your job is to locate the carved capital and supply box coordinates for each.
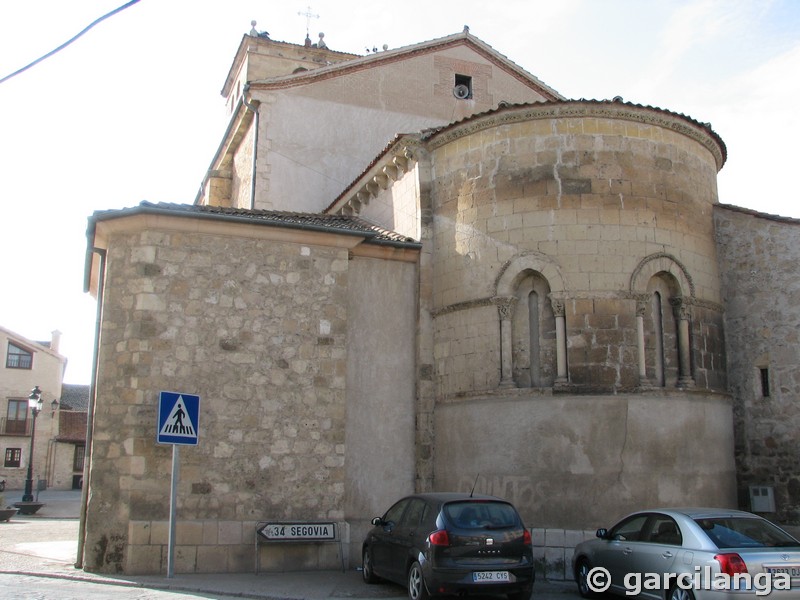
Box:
[495,296,518,321]
[635,293,651,317]
[669,296,691,320]
[550,298,565,317]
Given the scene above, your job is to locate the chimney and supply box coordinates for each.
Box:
[51,329,62,354]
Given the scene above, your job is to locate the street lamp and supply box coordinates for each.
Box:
[22,385,43,502]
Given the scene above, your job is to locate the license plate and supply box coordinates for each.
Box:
[765,565,800,577]
[472,571,510,582]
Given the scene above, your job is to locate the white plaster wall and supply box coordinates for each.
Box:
[250,45,551,213]
[358,165,422,240]
[344,255,418,564]
[434,391,736,530]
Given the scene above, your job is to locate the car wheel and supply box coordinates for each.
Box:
[576,559,596,598]
[362,547,380,584]
[668,585,695,600]
[407,561,430,600]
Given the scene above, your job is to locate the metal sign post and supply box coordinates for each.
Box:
[157,391,200,579]
[168,444,179,578]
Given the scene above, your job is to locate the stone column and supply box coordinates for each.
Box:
[550,298,568,383]
[635,294,650,386]
[496,296,518,388]
[670,297,695,388]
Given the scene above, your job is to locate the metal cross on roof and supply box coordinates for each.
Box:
[298,5,319,36]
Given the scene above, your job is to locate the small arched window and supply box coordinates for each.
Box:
[645,273,681,387]
[511,271,555,387]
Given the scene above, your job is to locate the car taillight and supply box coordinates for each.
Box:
[429,529,450,546]
[523,528,532,546]
[715,553,748,576]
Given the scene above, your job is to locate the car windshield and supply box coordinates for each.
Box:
[695,517,800,549]
[444,501,519,530]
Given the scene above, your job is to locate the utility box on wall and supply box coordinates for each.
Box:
[749,486,776,513]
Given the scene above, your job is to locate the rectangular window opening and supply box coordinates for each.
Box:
[6,342,33,369]
[454,74,472,99]
[4,447,21,468]
[73,445,86,472]
[760,367,770,397]
[5,399,28,435]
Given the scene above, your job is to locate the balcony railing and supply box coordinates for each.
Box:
[0,417,32,436]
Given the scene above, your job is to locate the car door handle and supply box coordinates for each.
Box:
[662,551,674,558]
[622,547,633,555]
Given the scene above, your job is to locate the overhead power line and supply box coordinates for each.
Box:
[0,0,142,85]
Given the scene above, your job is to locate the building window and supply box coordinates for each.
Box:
[760,368,770,397]
[511,271,556,387]
[73,445,85,472]
[4,447,21,468]
[453,74,472,99]
[6,343,33,369]
[5,399,28,435]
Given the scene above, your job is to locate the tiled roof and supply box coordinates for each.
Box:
[715,203,800,225]
[60,383,90,412]
[92,202,420,248]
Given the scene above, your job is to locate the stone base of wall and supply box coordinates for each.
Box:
[126,520,349,574]
[532,527,595,581]
[125,519,595,577]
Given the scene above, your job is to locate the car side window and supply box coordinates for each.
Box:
[609,515,649,542]
[383,499,410,527]
[400,499,426,529]
[421,503,438,532]
[644,516,682,546]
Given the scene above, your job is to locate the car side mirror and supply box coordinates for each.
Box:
[596,528,608,539]
[371,517,384,526]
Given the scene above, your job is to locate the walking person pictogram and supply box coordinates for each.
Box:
[169,404,187,434]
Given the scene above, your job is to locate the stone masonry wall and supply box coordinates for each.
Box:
[427,105,725,395]
[715,205,800,523]
[84,224,351,574]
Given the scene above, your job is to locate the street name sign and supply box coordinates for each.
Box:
[157,391,200,445]
[257,522,337,541]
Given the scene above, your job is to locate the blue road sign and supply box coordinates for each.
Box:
[157,391,200,445]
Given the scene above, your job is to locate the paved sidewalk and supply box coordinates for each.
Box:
[0,489,578,599]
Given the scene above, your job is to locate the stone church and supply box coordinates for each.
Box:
[80,26,800,576]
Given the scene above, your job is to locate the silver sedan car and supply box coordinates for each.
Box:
[572,508,800,600]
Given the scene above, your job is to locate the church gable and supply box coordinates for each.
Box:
[197,30,562,215]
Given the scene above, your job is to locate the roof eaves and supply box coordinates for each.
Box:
[420,98,727,169]
[89,202,420,249]
[715,202,800,224]
[325,133,420,214]
[93,202,380,238]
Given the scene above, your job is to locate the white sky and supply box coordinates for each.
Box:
[1,0,798,385]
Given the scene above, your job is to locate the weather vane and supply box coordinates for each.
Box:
[298,5,319,37]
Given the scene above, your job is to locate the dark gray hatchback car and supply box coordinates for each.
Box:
[361,492,535,600]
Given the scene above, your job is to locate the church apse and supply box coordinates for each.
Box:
[425,100,734,538]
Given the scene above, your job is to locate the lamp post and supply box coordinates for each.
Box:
[22,385,43,502]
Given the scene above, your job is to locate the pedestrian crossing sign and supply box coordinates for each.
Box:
[157,391,200,445]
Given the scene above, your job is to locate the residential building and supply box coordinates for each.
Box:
[1,326,88,493]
